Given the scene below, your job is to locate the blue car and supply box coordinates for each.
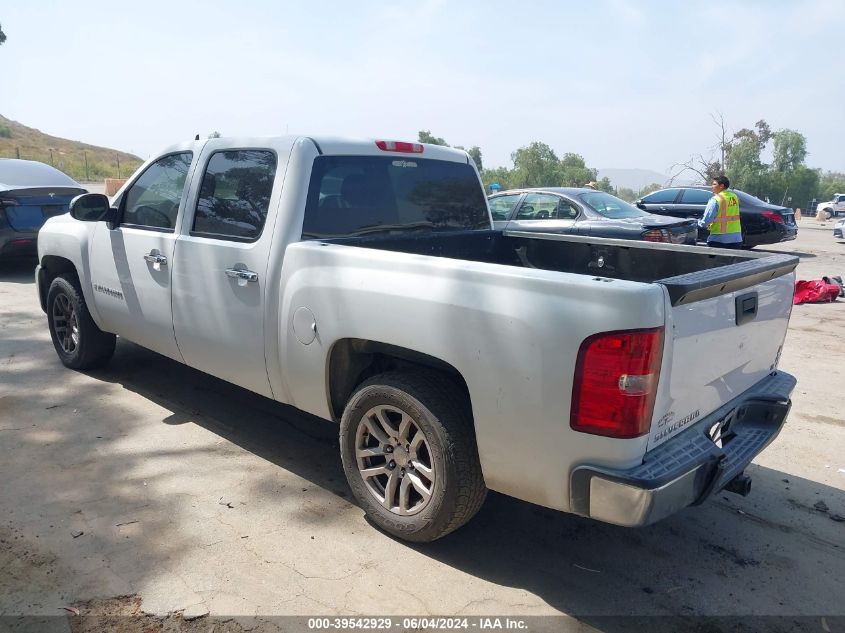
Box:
[0,159,86,258]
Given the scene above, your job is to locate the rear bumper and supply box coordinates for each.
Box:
[570,370,796,527]
[745,225,797,247]
[0,230,38,257]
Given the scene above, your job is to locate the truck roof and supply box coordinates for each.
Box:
[156,136,471,164]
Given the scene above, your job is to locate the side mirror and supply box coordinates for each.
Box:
[634,200,646,210]
[70,193,115,225]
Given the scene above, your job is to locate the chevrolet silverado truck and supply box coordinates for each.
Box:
[36,136,798,542]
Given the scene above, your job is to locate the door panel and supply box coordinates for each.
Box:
[89,149,197,360]
[171,140,294,397]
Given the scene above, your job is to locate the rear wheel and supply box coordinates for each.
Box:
[340,371,486,542]
[824,209,834,220]
[47,274,116,369]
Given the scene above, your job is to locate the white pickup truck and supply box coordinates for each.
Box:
[36,136,798,542]
[817,193,845,219]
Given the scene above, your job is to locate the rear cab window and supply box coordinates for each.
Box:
[301,156,489,238]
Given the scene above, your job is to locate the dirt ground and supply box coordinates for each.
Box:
[1,220,843,632]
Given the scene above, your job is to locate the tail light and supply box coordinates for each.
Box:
[642,229,669,242]
[570,328,664,438]
[375,140,424,154]
[762,211,785,224]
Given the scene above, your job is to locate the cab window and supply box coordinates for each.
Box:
[122,153,193,231]
[192,150,277,241]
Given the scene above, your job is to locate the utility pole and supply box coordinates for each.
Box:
[49,148,54,165]
[84,151,89,181]
[116,155,121,179]
[15,146,20,159]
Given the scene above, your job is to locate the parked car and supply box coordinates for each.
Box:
[0,159,86,259]
[817,194,845,220]
[489,188,697,244]
[834,217,844,239]
[635,186,797,248]
[38,136,797,542]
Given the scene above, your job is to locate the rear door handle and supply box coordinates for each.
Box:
[143,252,167,266]
[225,268,258,282]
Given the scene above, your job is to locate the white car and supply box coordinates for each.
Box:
[36,135,799,541]
[817,194,845,220]
[834,217,845,239]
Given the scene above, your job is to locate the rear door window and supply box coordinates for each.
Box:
[516,193,560,220]
[191,150,277,241]
[302,156,489,238]
[679,188,712,204]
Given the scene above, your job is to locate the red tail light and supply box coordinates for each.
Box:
[762,211,784,224]
[570,328,664,438]
[642,229,669,242]
[375,140,424,154]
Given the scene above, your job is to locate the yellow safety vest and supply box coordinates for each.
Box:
[709,190,742,236]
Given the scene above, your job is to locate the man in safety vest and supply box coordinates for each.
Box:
[699,175,743,248]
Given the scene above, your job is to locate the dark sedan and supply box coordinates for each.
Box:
[635,186,797,248]
[0,159,87,259]
[489,188,698,244]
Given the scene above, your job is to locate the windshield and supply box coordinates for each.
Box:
[577,191,645,219]
[302,156,489,238]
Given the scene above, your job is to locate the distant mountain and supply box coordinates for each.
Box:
[598,168,692,191]
[0,114,142,181]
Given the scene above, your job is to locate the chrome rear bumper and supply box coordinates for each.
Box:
[569,371,796,527]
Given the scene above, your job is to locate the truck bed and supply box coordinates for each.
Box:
[318,229,798,305]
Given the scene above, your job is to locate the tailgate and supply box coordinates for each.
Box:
[647,254,798,449]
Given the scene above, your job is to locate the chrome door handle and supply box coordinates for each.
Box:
[144,253,168,265]
[225,268,258,282]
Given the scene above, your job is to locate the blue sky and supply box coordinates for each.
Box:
[2,0,843,175]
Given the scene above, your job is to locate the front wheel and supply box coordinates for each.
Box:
[46,273,116,369]
[340,371,486,542]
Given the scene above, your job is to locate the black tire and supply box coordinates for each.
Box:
[824,209,833,221]
[46,273,116,370]
[340,371,486,542]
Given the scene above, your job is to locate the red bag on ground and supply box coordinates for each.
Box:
[793,279,841,304]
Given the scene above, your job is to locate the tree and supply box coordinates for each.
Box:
[417,130,448,146]
[771,129,807,172]
[818,172,845,201]
[466,146,483,172]
[510,142,561,188]
[726,136,765,193]
[480,166,512,192]
[615,187,637,202]
[558,153,597,187]
[0,23,6,46]
[208,131,222,139]
[597,177,613,193]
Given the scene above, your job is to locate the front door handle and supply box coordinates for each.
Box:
[143,252,168,266]
[225,268,258,283]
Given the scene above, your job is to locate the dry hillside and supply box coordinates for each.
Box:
[0,114,143,182]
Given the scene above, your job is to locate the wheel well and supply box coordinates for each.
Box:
[38,256,77,312]
[327,339,471,422]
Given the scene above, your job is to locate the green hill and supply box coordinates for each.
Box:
[0,114,143,182]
